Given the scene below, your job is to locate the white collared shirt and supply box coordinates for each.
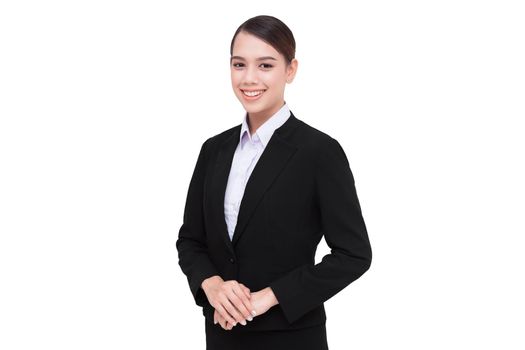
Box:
[224,102,291,241]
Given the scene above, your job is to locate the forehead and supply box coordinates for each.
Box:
[231,31,281,59]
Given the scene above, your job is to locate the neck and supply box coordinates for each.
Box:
[247,101,285,135]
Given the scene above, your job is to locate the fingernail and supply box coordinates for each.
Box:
[214,320,217,324]
[240,320,247,325]
[247,316,253,321]
[252,310,257,316]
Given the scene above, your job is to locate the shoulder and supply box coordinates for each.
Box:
[197,123,241,153]
[294,120,353,184]
[292,118,347,160]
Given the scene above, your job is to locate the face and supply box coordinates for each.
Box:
[230,31,298,121]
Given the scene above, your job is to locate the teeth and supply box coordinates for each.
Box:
[243,90,264,97]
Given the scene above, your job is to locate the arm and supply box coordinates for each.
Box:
[269,137,372,324]
[176,138,220,307]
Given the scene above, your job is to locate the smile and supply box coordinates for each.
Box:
[241,89,266,97]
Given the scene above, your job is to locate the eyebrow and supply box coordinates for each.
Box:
[230,56,278,63]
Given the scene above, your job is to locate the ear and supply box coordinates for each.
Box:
[286,58,298,84]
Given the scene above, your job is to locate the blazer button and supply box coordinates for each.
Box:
[229,257,235,264]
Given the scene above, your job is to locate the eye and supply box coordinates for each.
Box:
[231,62,273,69]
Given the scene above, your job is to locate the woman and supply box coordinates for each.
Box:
[176,15,372,350]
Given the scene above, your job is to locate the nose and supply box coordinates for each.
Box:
[243,65,258,85]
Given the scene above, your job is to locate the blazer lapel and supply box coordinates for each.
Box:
[210,127,240,254]
[231,131,298,246]
[211,112,301,251]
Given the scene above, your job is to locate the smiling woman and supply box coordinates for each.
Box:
[176,14,372,350]
[229,18,298,131]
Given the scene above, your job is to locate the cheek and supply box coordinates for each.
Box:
[230,71,241,84]
[265,74,286,88]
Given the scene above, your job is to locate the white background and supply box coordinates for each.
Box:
[1,1,524,349]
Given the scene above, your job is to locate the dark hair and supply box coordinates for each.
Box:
[230,15,296,65]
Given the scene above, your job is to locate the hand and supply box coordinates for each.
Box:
[214,286,278,330]
[214,302,252,330]
[202,276,255,329]
[248,287,279,318]
[212,283,254,330]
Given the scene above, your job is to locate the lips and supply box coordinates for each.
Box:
[241,89,266,101]
[241,89,266,97]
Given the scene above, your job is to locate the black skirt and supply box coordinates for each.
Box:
[205,319,329,350]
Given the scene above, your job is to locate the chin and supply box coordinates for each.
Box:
[238,99,262,112]
[244,105,267,115]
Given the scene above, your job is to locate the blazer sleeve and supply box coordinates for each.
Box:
[269,136,372,324]
[176,138,219,307]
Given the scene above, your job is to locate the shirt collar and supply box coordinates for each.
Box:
[239,102,291,150]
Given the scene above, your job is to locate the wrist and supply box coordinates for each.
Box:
[265,287,279,307]
[201,275,222,291]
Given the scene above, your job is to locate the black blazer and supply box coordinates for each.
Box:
[176,111,372,331]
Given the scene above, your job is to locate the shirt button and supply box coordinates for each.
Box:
[229,257,235,264]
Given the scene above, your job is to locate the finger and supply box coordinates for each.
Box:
[218,314,228,330]
[215,298,238,327]
[222,295,244,325]
[233,284,255,320]
[230,285,254,321]
[239,283,251,299]
[225,288,250,324]
[214,309,226,330]
[218,313,228,330]
[225,316,234,330]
